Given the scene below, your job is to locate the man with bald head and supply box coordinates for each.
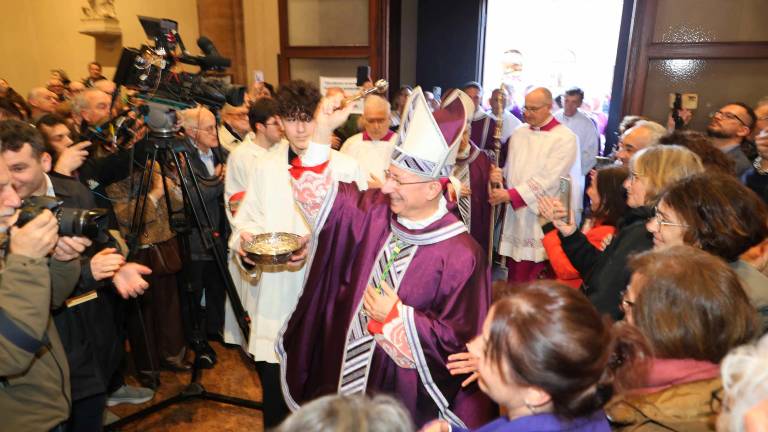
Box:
[66,81,86,100]
[27,87,59,121]
[179,106,228,351]
[93,79,116,96]
[615,120,666,165]
[489,87,581,282]
[340,95,397,187]
[46,78,66,101]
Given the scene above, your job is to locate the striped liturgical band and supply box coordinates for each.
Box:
[454,163,471,229]
[338,234,417,395]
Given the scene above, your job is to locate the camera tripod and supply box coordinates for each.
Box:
[105,125,261,430]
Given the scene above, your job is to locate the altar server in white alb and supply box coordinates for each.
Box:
[340,94,398,188]
[223,97,284,378]
[224,80,366,428]
[554,87,600,177]
[489,87,582,283]
[223,97,285,223]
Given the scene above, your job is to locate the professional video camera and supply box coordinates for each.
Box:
[15,196,109,242]
[114,16,245,116]
[79,106,143,152]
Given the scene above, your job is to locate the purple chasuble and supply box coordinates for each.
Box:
[469,115,509,167]
[277,182,495,428]
[453,144,493,256]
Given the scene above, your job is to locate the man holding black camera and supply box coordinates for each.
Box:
[0,120,87,431]
[0,119,152,429]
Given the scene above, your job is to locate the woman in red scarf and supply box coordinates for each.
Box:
[541,165,629,288]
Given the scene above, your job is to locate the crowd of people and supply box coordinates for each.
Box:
[0,59,767,432]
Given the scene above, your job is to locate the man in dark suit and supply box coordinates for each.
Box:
[0,122,152,429]
[178,107,227,361]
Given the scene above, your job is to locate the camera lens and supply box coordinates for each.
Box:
[57,208,109,240]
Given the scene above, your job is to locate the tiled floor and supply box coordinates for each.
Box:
[108,342,265,431]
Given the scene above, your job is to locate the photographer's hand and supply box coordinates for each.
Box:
[125,121,147,149]
[666,108,693,131]
[112,262,151,299]
[9,210,59,258]
[215,163,227,182]
[90,247,125,281]
[148,171,166,202]
[54,141,91,176]
[52,236,93,262]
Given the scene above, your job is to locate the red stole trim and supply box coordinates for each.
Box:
[362,130,395,142]
[529,117,560,132]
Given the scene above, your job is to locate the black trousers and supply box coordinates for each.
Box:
[180,259,225,341]
[255,362,290,428]
[67,392,107,432]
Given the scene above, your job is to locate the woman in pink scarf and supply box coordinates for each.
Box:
[606,245,759,431]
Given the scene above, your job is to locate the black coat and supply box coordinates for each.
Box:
[180,140,226,261]
[49,173,123,401]
[559,206,654,319]
[76,141,147,228]
[744,168,768,205]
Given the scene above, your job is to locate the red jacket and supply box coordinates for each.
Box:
[542,221,616,288]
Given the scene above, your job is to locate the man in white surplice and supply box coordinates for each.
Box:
[489,87,582,283]
[223,97,284,373]
[340,95,398,188]
[223,97,284,223]
[224,80,366,428]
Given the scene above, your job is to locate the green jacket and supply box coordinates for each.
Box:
[0,254,81,431]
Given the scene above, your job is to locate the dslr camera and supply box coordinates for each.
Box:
[15,196,109,243]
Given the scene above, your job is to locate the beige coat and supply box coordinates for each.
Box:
[606,377,721,431]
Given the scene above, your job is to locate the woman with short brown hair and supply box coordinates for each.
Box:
[648,173,768,330]
[607,245,759,431]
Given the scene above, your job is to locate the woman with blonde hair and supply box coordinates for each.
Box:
[539,145,704,318]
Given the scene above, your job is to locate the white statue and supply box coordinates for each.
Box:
[82,0,117,20]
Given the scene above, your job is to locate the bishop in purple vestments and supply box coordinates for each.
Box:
[277,88,495,428]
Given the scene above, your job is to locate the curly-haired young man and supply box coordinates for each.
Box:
[225,80,366,427]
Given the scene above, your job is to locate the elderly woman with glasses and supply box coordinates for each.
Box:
[607,245,759,431]
[539,145,704,319]
[647,173,768,331]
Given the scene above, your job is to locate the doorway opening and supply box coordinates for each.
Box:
[482,0,625,148]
